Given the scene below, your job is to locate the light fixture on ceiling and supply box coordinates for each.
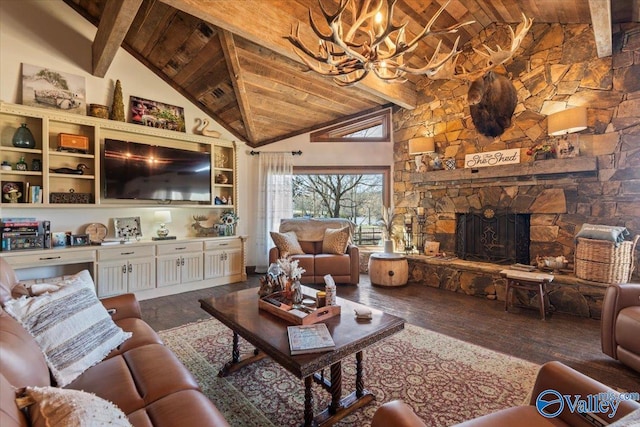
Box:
[153,210,173,240]
[286,0,474,86]
[408,137,434,172]
[548,107,587,159]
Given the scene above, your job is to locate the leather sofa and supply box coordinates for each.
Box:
[0,258,229,427]
[601,282,640,373]
[371,361,640,427]
[268,218,360,285]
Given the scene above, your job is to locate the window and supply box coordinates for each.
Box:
[292,166,390,245]
[310,109,391,143]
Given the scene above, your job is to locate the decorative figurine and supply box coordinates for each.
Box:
[50,163,89,175]
[16,156,28,171]
[110,80,125,121]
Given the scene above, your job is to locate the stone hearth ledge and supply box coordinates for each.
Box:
[406,255,608,319]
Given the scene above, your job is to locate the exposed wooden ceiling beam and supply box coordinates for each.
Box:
[588,0,612,58]
[159,0,418,109]
[219,30,259,144]
[92,0,143,77]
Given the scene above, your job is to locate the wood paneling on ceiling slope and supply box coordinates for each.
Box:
[64,0,634,146]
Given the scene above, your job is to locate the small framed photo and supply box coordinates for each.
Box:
[70,234,90,246]
[114,216,142,240]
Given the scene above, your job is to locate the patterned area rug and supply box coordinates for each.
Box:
[160,319,540,427]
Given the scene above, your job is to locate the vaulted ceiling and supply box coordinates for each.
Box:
[63,0,637,147]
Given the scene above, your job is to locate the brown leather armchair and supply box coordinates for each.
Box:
[371,361,640,427]
[601,282,640,373]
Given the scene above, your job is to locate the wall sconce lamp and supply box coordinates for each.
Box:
[152,210,173,240]
[408,137,435,172]
[548,107,587,136]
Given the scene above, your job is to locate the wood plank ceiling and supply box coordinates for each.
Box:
[63,0,637,147]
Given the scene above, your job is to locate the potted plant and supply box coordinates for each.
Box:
[377,206,402,253]
[527,143,556,160]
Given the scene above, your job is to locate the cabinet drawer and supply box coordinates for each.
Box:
[2,249,95,268]
[98,245,155,261]
[204,239,241,251]
[156,241,202,256]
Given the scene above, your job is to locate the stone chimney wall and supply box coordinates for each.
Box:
[393,22,640,274]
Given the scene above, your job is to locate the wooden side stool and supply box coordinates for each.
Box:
[500,270,554,320]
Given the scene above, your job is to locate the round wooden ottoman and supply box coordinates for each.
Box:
[368,253,408,287]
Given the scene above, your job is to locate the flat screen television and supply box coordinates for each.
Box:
[103,138,211,202]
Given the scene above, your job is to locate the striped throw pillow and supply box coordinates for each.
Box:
[4,272,132,387]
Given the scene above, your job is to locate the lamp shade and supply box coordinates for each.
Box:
[408,137,435,154]
[548,107,587,136]
[154,210,172,224]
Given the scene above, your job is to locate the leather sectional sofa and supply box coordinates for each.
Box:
[0,258,229,427]
[268,218,360,285]
[601,282,640,373]
[371,361,640,426]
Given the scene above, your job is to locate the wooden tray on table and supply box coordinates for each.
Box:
[259,292,341,325]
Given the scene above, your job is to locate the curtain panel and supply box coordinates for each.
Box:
[255,152,293,272]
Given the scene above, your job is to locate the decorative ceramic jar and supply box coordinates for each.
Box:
[12,123,36,149]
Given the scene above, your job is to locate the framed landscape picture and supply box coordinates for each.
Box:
[130,96,185,132]
[21,63,86,115]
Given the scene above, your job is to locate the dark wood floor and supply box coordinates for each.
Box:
[140,274,640,391]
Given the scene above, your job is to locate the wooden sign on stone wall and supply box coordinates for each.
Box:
[464,149,520,168]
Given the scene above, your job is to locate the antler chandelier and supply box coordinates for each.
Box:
[286,0,474,86]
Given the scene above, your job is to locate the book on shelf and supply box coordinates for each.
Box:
[287,323,336,355]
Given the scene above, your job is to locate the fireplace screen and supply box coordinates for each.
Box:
[456,208,530,264]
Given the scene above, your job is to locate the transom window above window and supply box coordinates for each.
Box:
[310,108,391,143]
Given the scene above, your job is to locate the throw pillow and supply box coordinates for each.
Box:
[22,386,131,427]
[3,272,132,387]
[270,231,305,255]
[322,226,351,255]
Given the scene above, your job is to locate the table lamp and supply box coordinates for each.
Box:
[153,210,174,240]
[548,107,587,158]
[408,137,435,172]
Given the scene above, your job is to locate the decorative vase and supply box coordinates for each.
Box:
[383,239,394,253]
[291,280,303,307]
[12,123,36,149]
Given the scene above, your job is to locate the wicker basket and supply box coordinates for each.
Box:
[575,236,639,283]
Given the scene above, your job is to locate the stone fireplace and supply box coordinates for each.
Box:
[456,208,530,265]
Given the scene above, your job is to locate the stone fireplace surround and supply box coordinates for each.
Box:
[387,22,640,319]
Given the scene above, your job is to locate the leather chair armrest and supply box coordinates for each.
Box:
[347,244,360,285]
[100,293,142,321]
[371,400,427,427]
[529,361,640,424]
[268,246,280,265]
[601,283,640,357]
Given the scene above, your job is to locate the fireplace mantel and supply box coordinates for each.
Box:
[410,157,597,185]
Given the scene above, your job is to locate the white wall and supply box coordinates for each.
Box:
[0,0,395,268]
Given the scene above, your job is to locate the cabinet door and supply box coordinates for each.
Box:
[180,253,203,284]
[226,248,243,277]
[127,258,156,292]
[204,250,225,279]
[156,255,181,287]
[97,260,127,297]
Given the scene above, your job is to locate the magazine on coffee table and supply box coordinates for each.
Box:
[287,323,336,355]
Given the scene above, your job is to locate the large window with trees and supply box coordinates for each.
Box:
[292,166,390,245]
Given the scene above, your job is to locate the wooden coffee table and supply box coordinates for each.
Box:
[199,286,405,427]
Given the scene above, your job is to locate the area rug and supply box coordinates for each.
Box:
[160,319,540,427]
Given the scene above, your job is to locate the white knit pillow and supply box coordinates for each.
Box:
[24,386,132,427]
[4,272,132,386]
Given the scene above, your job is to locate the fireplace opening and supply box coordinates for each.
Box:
[456,208,530,265]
